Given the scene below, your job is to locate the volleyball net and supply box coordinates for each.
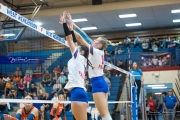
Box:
[0,3,141,120]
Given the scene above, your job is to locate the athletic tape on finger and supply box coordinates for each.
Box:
[0,3,130,75]
[0,99,132,104]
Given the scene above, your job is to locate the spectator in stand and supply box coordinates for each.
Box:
[53,65,61,75]
[155,38,160,48]
[24,73,32,89]
[29,83,37,95]
[118,58,124,69]
[162,57,168,66]
[50,72,59,86]
[0,78,5,95]
[8,84,17,99]
[148,96,156,120]
[38,84,46,98]
[18,79,25,97]
[58,72,67,84]
[158,57,163,67]
[62,65,69,76]
[41,70,52,87]
[168,37,176,66]
[114,46,123,55]
[152,42,158,52]
[13,72,21,84]
[163,89,178,120]
[84,76,92,92]
[104,50,111,62]
[112,56,117,66]
[62,80,69,97]
[25,66,33,77]
[148,59,153,68]
[33,96,42,110]
[4,80,12,96]
[162,92,167,120]
[38,105,47,120]
[124,36,131,48]
[52,92,58,102]
[0,95,10,116]
[43,93,51,111]
[134,37,140,48]
[34,63,41,73]
[142,40,149,52]
[152,55,158,67]
[104,68,111,79]
[161,39,167,49]
[2,74,10,83]
[153,94,160,120]
[52,80,63,95]
[14,67,22,76]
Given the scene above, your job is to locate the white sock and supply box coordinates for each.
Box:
[102,114,112,120]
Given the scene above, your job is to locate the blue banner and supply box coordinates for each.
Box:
[0,56,42,64]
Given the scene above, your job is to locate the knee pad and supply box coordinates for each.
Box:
[102,114,112,120]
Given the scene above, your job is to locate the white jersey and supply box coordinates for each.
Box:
[88,45,104,78]
[65,49,86,91]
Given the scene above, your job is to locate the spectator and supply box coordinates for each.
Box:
[158,57,163,67]
[155,38,160,48]
[163,89,178,120]
[34,63,41,73]
[142,40,149,52]
[41,70,52,87]
[148,59,153,67]
[112,56,117,66]
[162,92,167,120]
[104,50,111,62]
[38,84,46,97]
[52,80,63,95]
[13,72,21,84]
[114,46,123,55]
[168,37,176,66]
[118,58,124,69]
[104,68,111,79]
[14,67,22,76]
[43,93,51,111]
[152,42,158,52]
[124,36,131,48]
[152,55,158,67]
[62,65,69,76]
[153,94,160,120]
[18,79,25,97]
[33,96,42,110]
[2,74,10,83]
[58,72,67,84]
[8,84,17,99]
[161,39,167,49]
[24,73,32,89]
[0,78,5,95]
[134,37,140,48]
[29,83,37,95]
[52,92,58,102]
[85,76,92,92]
[25,66,33,77]
[62,80,69,96]
[148,96,156,120]
[0,95,10,116]
[162,57,168,66]
[38,105,47,120]
[4,80,12,96]
[50,72,59,86]
[53,65,61,75]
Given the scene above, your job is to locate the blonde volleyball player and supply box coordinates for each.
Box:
[59,11,91,120]
[66,13,112,120]
[4,95,38,120]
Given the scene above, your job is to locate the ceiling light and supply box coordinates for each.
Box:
[147,84,165,87]
[152,87,167,89]
[49,30,55,33]
[81,27,97,30]
[91,35,105,37]
[2,34,16,36]
[173,19,180,23]
[155,93,162,95]
[171,9,180,13]
[126,23,141,27]
[72,18,88,22]
[119,14,137,18]
[35,22,42,26]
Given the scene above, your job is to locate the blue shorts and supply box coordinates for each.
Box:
[70,87,88,103]
[90,76,108,93]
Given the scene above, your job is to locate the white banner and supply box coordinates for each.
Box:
[0,3,130,75]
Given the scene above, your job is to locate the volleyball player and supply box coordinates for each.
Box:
[66,13,112,120]
[59,11,90,120]
[50,94,66,120]
[4,95,38,120]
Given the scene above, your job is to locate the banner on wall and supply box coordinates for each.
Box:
[0,56,42,64]
[139,52,171,68]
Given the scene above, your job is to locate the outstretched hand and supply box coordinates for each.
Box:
[3,114,18,120]
[66,12,74,31]
[59,11,67,24]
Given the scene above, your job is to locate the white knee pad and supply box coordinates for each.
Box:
[102,114,112,120]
